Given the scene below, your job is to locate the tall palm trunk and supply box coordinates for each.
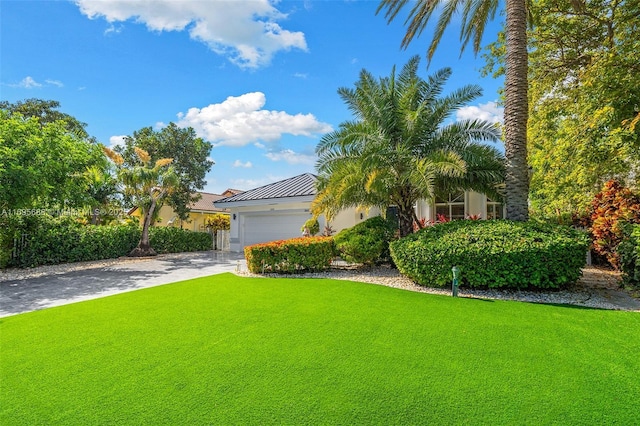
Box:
[504,0,530,221]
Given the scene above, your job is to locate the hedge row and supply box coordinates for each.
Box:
[619,224,640,287]
[244,237,335,274]
[1,215,212,269]
[390,220,589,289]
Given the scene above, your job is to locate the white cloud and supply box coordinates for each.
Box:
[10,76,42,88]
[233,160,253,168]
[75,0,307,69]
[45,79,64,87]
[176,92,332,147]
[265,149,315,165]
[108,135,127,149]
[293,72,308,79]
[456,101,504,124]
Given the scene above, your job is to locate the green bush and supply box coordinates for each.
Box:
[390,220,589,289]
[244,236,335,274]
[1,214,212,269]
[618,224,640,287]
[333,216,397,265]
[149,227,212,254]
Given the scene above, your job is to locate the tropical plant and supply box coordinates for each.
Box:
[115,124,214,221]
[587,180,640,268]
[103,146,179,256]
[378,0,531,221]
[204,213,231,250]
[313,56,504,237]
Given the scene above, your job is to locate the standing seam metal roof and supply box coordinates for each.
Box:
[215,173,318,203]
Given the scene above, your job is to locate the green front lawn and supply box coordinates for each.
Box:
[2,273,639,424]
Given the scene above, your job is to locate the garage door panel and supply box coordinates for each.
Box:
[243,213,309,247]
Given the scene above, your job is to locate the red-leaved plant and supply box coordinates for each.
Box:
[588,180,640,268]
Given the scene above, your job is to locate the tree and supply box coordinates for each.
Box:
[103,147,178,257]
[0,110,106,211]
[115,123,214,221]
[378,0,531,221]
[524,0,640,219]
[313,56,504,238]
[0,99,92,140]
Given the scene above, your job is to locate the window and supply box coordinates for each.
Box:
[486,198,504,220]
[435,192,465,220]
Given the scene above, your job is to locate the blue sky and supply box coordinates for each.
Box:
[1,0,505,194]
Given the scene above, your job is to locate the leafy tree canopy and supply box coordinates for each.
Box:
[0,98,92,140]
[313,56,504,237]
[0,110,107,211]
[115,123,214,221]
[483,0,640,220]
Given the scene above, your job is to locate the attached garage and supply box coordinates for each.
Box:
[241,210,313,247]
[213,174,319,252]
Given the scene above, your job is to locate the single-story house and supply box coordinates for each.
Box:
[214,173,505,252]
[130,189,242,232]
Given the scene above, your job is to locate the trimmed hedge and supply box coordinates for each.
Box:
[618,224,640,287]
[244,236,335,274]
[1,214,212,269]
[333,216,397,265]
[390,220,589,289]
[149,226,212,254]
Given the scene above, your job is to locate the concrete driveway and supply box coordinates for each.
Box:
[0,251,246,318]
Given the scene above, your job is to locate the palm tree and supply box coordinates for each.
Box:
[313,56,504,237]
[103,146,179,256]
[377,0,530,221]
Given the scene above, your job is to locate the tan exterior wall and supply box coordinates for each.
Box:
[130,205,228,232]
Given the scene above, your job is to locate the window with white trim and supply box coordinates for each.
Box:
[435,192,465,220]
[486,198,504,219]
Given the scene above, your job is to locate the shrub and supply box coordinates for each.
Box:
[333,216,397,265]
[244,236,335,274]
[618,224,640,287]
[149,227,212,254]
[587,180,640,268]
[1,214,212,269]
[390,220,589,289]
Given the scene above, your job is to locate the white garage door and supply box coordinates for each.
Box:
[242,212,311,247]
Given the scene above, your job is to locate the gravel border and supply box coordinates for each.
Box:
[240,264,640,312]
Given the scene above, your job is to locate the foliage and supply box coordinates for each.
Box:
[0,214,211,269]
[1,214,139,268]
[204,213,230,233]
[313,56,504,237]
[301,218,320,236]
[148,227,212,254]
[3,274,640,425]
[378,0,532,222]
[390,220,589,289]
[333,217,397,265]
[618,224,640,287]
[587,180,640,268]
[244,237,335,274]
[0,98,92,140]
[485,0,640,219]
[115,124,214,221]
[0,110,108,211]
[103,147,179,256]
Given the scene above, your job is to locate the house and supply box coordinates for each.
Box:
[213,173,379,252]
[129,189,242,232]
[215,173,506,252]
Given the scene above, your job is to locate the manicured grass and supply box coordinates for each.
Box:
[1,273,639,424]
